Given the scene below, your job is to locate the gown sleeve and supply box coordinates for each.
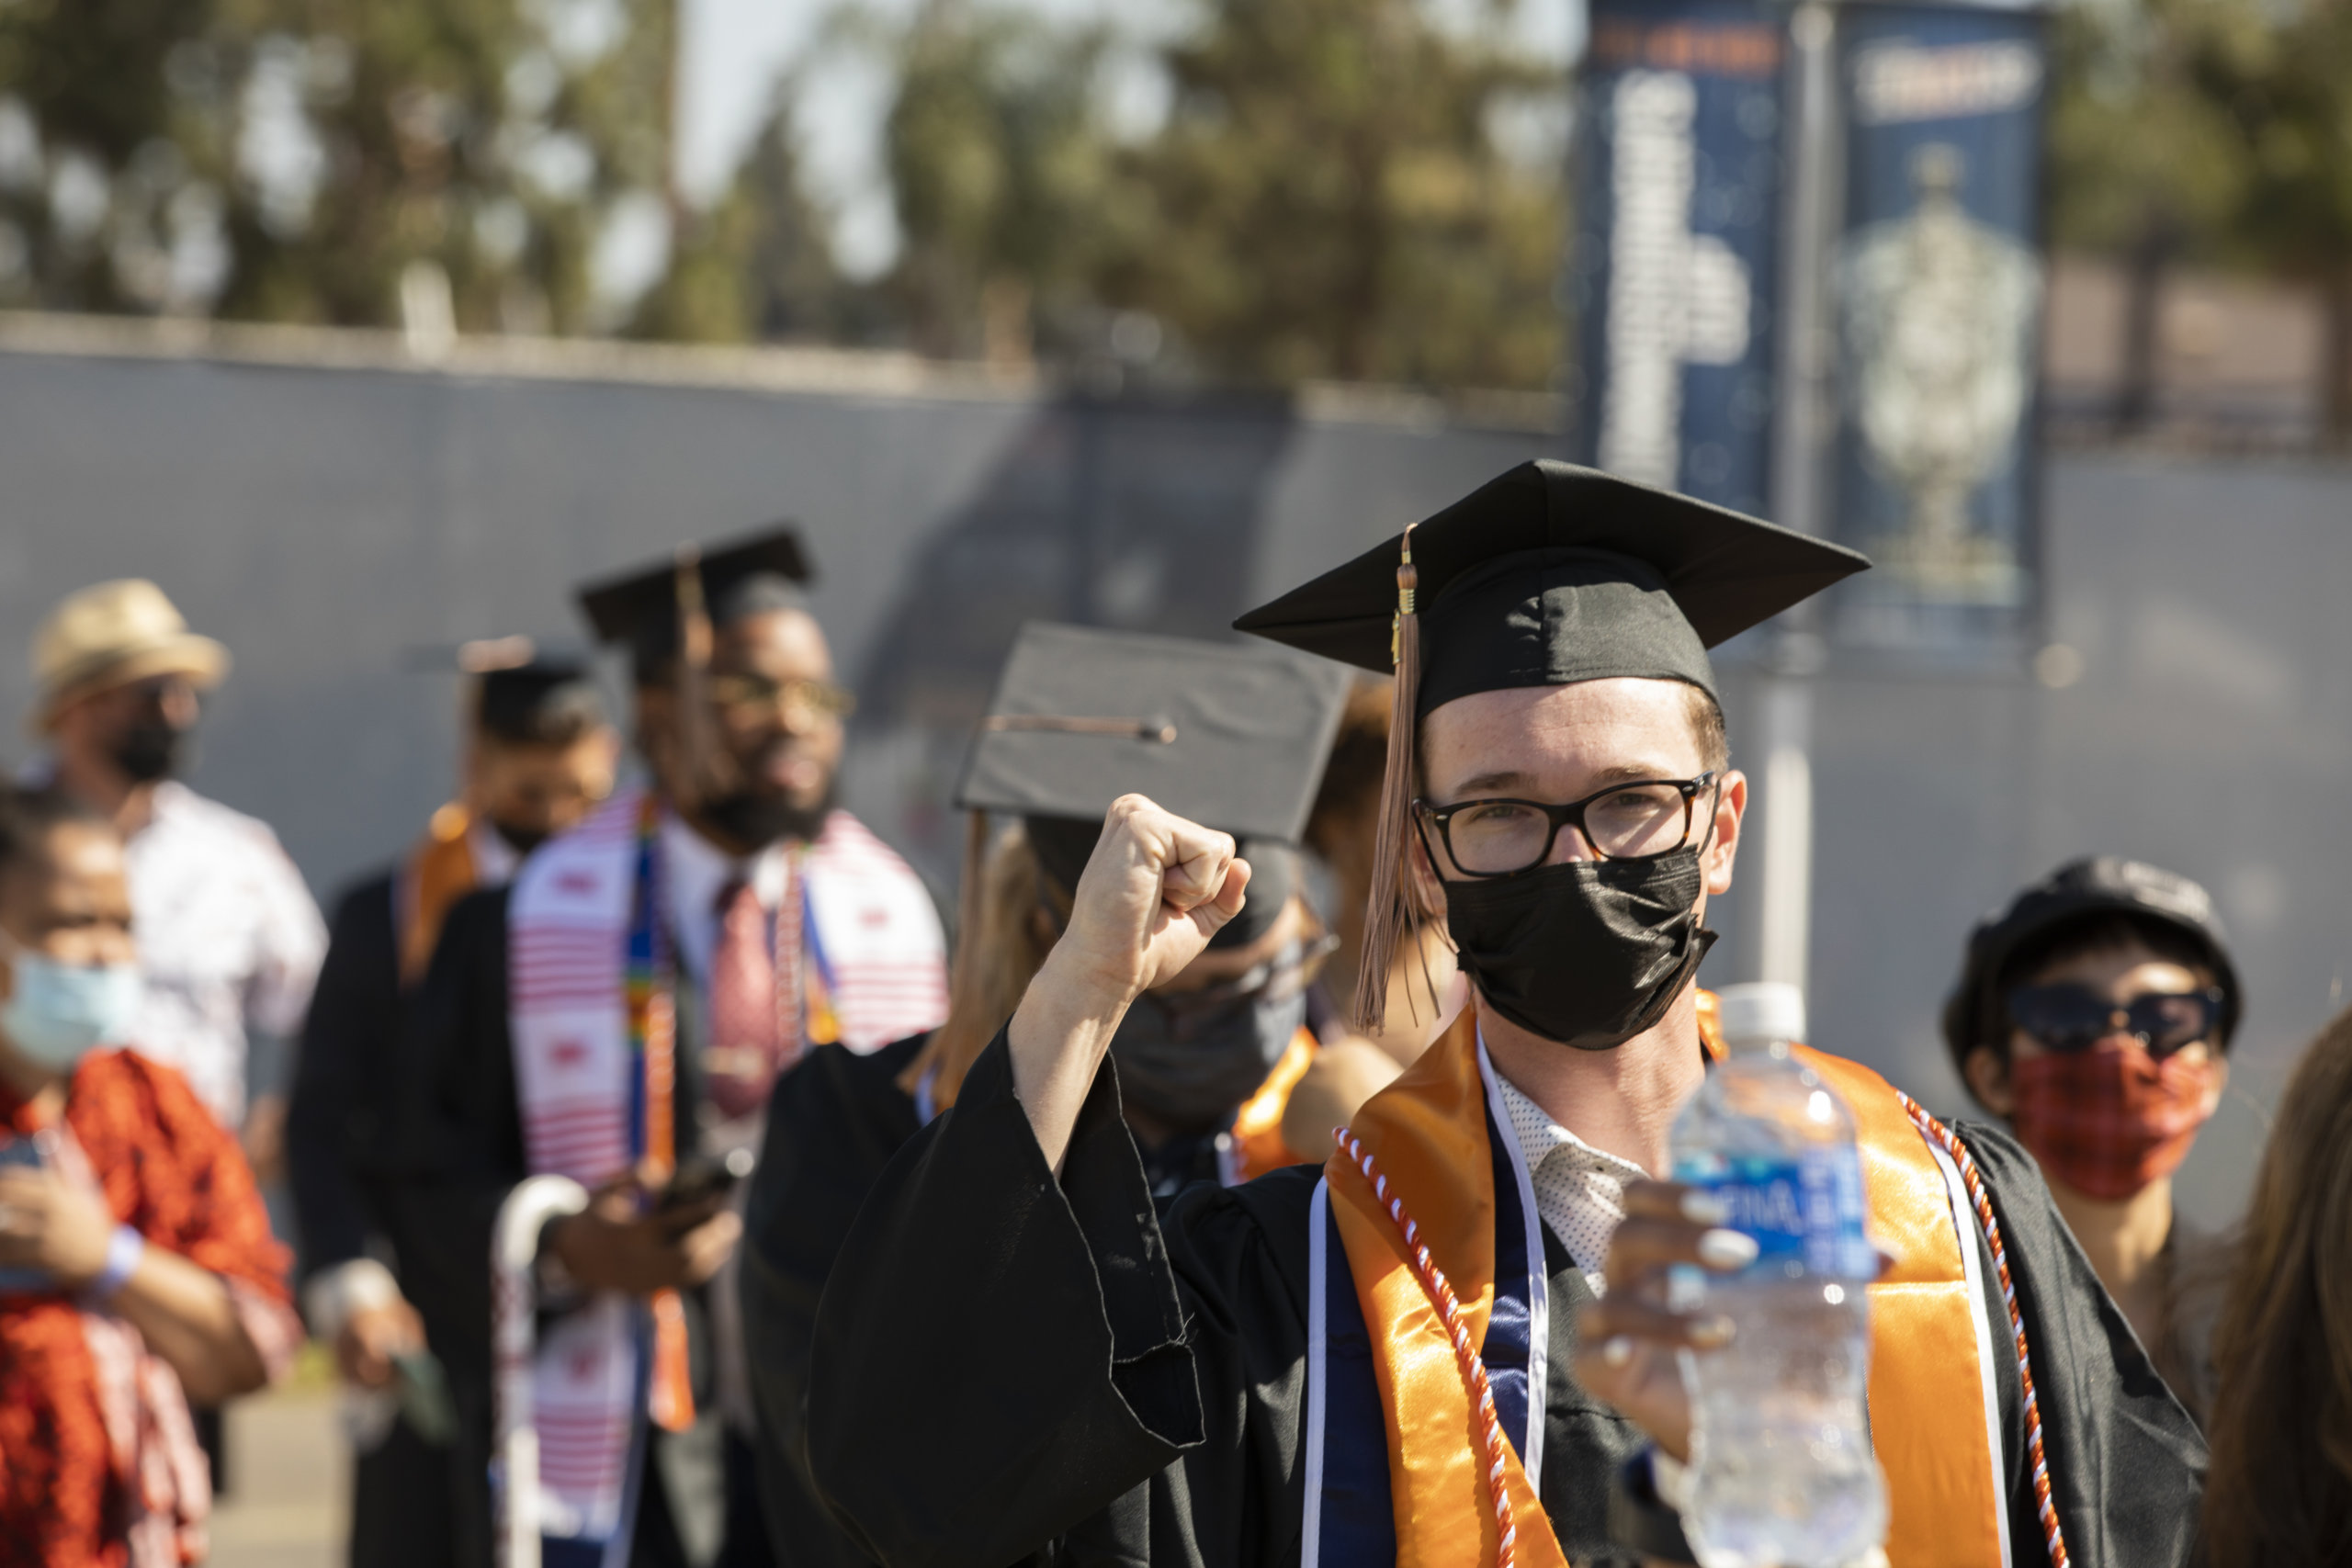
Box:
[287,873,397,1282]
[371,886,524,1568]
[739,1034,926,1568]
[807,1027,1320,1568]
[1953,1120,2208,1568]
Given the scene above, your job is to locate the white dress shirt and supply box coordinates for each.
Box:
[1493,1068,1653,1298]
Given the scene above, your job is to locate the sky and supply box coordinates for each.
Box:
[673,0,1583,281]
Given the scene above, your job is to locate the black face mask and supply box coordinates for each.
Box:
[112,719,189,784]
[1442,846,1717,1053]
[1110,981,1307,1136]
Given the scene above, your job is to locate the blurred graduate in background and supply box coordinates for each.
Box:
[288,644,617,1568]
[378,529,947,1568]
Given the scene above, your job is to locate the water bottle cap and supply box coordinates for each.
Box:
[1714,982,1806,1049]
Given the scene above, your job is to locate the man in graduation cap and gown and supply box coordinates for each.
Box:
[288,647,618,1568]
[806,461,2207,1567]
[741,623,1353,1565]
[386,530,948,1568]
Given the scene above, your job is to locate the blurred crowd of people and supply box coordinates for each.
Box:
[0,459,2344,1568]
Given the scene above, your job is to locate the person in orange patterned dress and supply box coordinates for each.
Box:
[0,785,300,1568]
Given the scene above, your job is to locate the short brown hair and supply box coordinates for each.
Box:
[1686,683,1729,773]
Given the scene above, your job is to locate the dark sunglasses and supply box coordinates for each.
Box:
[2006,984,2225,1059]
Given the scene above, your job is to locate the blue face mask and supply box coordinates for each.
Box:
[0,940,142,1070]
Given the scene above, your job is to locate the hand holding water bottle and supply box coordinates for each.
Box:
[1577,983,1892,1568]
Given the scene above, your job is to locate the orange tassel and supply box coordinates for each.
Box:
[1352,526,1424,1033]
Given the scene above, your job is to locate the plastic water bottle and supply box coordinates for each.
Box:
[1667,983,1887,1568]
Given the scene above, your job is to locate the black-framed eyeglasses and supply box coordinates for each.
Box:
[1128,932,1338,1041]
[2007,984,2226,1059]
[1415,773,1719,878]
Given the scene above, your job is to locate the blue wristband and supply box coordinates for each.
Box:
[91,1225,144,1300]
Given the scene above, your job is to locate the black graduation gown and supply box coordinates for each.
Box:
[741,1034,926,1568]
[807,1030,2208,1568]
[741,1032,1243,1568]
[382,887,747,1568]
[287,869,459,1568]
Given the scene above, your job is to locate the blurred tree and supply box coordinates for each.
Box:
[0,0,729,334]
[216,0,679,333]
[866,0,1125,364]
[636,91,860,344]
[1100,0,1566,390]
[0,0,225,313]
[2042,0,2250,433]
[2186,0,2352,443]
[853,0,1566,389]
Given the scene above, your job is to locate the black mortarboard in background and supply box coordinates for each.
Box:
[957,623,1352,948]
[458,638,608,746]
[407,637,610,745]
[1236,459,1869,709]
[575,525,813,682]
[1233,458,1871,1026]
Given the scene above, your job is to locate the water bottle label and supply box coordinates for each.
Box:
[1672,1145,1874,1280]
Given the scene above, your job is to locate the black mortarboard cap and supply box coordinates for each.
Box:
[957,623,1352,947]
[1234,459,1869,707]
[574,525,813,681]
[1942,857,2243,1083]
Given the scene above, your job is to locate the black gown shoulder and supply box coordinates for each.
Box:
[1945,1117,2208,1568]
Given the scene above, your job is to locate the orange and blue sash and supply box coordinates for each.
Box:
[1304,1015,2012,1568]
[1307,1044,1548,1563]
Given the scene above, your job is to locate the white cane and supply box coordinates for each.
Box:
[493,1176,591,1568]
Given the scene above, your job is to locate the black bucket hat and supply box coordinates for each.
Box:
[1942,856,2243,1082]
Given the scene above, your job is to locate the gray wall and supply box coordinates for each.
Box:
[2,334,2343,1226]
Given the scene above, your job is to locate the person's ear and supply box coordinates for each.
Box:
[1702,770,1747,897]
[1963,1046,2017,1117]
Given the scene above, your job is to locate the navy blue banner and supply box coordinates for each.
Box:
[1827,2,2049,663]
[1567,0,1785,519]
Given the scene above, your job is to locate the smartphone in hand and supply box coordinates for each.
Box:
[655,1146,755,1216]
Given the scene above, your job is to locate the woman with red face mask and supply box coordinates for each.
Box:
[1944,855,2240,1427]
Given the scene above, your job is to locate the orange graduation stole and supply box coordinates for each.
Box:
[399,803,481,987]
[1317,1006,2008,1568]
[1226,1026,1321,1183]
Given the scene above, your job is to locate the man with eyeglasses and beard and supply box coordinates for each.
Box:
[381,528,947,1568]
[27,579,326,1496]
[803,462,2206,1568]
[1944,857,2242,1429]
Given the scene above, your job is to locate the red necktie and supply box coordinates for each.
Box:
[705,870,801,1120]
